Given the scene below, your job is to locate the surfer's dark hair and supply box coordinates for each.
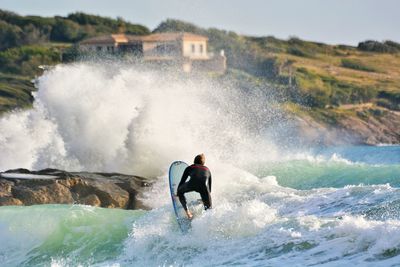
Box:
[194,154,205,165]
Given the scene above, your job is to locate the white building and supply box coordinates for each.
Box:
[79,32,226,73]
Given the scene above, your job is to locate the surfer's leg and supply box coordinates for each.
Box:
[199,187,212,210]
[178,183,194,219]
[177,183,192,211]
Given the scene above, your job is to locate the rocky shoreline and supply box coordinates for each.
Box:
[0,168,152,209]
[287,106,400,146]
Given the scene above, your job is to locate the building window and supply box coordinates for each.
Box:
[191,44,195,53]
[156,43,176,55]
[96,46,102,51]
[200,44,204,54]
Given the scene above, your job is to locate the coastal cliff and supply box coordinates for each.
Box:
[0,11,399,147]
[285,104,400,145]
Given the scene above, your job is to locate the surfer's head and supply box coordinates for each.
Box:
[194,154,205,165]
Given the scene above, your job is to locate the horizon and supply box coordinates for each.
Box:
[0,0,399,46]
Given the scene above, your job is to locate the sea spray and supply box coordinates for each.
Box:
[0,62,280,176]
[1,61,400,266]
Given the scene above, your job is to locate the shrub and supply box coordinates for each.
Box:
[377,91,400,110]
[153,19,204,35]
[0,46,61,75]
[67,12,149,36]
[50,18,83,42]
[0,20,22,50]
[341,58,377,72]
[378,90,400,103]
[384,40,400,51]
[369,108,386,117]
[287,47,314,58]
[358,40,400,53]
[376,98,399,110]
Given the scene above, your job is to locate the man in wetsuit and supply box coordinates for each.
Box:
[177,154,212,219]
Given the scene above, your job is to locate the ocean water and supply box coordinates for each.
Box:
[0,63,400,266]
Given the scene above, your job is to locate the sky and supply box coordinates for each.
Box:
[0,0,399,45]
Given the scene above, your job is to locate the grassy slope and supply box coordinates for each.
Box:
[281,46,400,94]
[0,72,34,113]
[0,9,149,114]
[0,43,70,114]
[248,37,400,131]
[1,16,399,144]
[254,36,400,95]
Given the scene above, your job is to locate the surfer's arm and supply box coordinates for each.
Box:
[208,174,212,193]
[178,168,190,190]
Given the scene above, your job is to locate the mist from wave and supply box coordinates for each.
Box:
[0,62,281,177]
[0,62,400,266]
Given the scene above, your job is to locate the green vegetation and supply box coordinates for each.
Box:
[0,9,150,113]
[377,91,400,110]
[341,58,378,72]
[153,19,400,128]
[1,12,400,131]
[0,9,150,50]
[0,45,61,75]
[294,67,377,107]
[154,19,275,77]
[358,40,400,53]
[0,73,34,113]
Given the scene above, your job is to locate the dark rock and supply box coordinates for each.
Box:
[4,168,31,174]
[115,178,146,209]
[284,107,400,146]
[0,179,14,198]
[0,169,151,210]
[80,194,101,206]
[0,197,23,206]
[12,180,74,205]
[71,179,130,208]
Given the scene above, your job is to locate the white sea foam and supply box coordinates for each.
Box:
[282,151,358,165]
[0,173,58,179]
[1,61,400,266]
[0,62,279,177]
[119,185,400,266]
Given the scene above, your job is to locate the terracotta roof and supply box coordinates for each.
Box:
[80,36,112,45]
[111,34,128,43]
[142,32,208,42]
[80,32,208,45]
[80,34,130,45]
[126,35,145,43]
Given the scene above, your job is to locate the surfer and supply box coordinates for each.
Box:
[177,154,212,219]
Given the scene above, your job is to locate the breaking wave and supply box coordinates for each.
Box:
[0,62,400,266]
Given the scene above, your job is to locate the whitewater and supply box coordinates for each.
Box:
[0,62,400,266]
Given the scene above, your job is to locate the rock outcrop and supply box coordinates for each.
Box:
[0,168,151,209]
[285,106,400,146]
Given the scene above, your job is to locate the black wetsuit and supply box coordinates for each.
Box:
[177,164,212,211]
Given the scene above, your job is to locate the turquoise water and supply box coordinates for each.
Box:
[0,205,145,266]
[0,64,399,266]
[0,146,399,267]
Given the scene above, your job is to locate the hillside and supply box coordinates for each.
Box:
[0,9,149,112]
[0,12,399,145]
[154,19,400,109]
[155,20,400,145]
